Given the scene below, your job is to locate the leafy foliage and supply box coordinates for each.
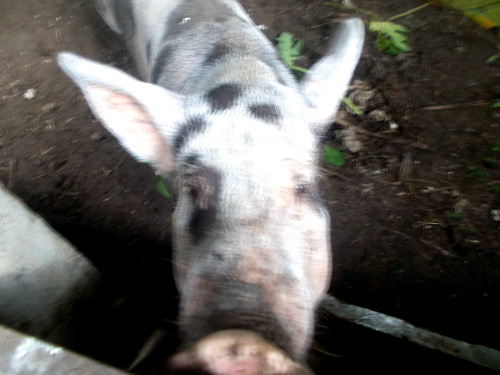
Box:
[342,96,363,115]
[275,32,308,73]
[323,145,346,166]
[275,31,354,168]
[486,52,500,64]
[434,0,500,29]
[155,177,172,198]
[369,21,410,55]
[466,168,485,179]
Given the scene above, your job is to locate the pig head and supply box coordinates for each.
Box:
[58,0,364,373]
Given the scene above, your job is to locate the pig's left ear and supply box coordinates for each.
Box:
[300,18,364,133]
[58,52,183,173]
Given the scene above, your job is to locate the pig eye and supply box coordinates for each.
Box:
[182,166,220,210]
[184,177,214,210]
[295,184,307,194]
[182,180,200,202]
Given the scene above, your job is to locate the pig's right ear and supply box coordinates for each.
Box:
[58,52,182,173]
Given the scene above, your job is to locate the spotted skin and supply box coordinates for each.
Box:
[174,117,207,153]
[204,42,231,66]
[205,84,243,112]
[248,104,282,124]
[59,1,364,373]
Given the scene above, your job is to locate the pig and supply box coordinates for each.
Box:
[58,0,364,373]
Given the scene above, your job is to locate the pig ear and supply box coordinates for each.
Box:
[300,18,364,132]
[57,52,183,173]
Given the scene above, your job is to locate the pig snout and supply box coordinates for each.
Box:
[167,330,313,375]
[174,244,320,359]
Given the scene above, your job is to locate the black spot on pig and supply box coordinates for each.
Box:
[188,206,214,243]
[205,84,243,111]
[249,104,282,123]
[174,117,207,153]
[151,45,175,83]
[204,42,230,65]
[182,154,201,168]
[186,167,221,242]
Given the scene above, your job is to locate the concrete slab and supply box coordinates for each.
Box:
[0,182,100,345]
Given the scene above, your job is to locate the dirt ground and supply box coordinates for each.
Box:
[1,0,499,373]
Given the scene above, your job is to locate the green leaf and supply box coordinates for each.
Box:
[466,169,485,179]
[437,0,500,29]
[369,21,410,55]
[276,32,304,69]
[276,32,355,108]
[323,145,346,166]
[483,157,495,164]
[491,142,500,152]
[155,177,172,199]
[491,100,500,108]
[342,96,363,115]
[486,51,500,64]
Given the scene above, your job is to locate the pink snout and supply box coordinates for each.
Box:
[167,329,312,375]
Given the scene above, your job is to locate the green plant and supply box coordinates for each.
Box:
[369,21,410,55]
[155,177,172,198]
[483,157,495,167]
[275,31,363,116]
[275,32,308,74]
[486,52,500,64]
[342,96,363,115]
[275,32,357,167]
[466,168,485,179]
[323,145,346,166]
[328,0,500,55]
[436,0,500,30]
[325,1,417,55]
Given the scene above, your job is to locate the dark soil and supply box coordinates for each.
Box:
[1,0,499,373]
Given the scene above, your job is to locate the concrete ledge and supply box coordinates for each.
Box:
[0,325,128,375]
[0,182,99,345]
